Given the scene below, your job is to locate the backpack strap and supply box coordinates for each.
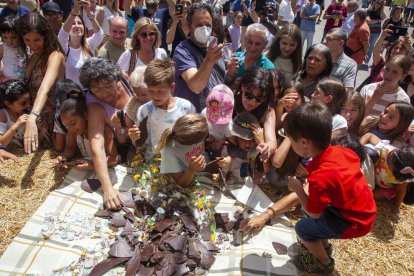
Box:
[127,49,137,76]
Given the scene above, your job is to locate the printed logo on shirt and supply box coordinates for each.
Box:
[184,143,205,162]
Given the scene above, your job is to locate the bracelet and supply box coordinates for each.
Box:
[266,208,275,218]
[262,211,272,220]
[0,145,8,151]
[71,12,79,17]
[116,128,126,136]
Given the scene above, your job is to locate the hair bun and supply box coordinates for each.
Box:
[67,90,84,100]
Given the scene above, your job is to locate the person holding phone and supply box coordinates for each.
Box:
[166,0,192,57]
[172,2,226,112]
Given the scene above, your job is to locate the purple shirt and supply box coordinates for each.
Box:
[172,38,226,112]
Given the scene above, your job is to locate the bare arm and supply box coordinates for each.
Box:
[359,132,381,145]
[271,137,291,168]
[263,108,277,156]
[88,103,122,209]
[0,114,28,146]
[104,125,119,166]
[394,182,408,211]
[123,0,132,15]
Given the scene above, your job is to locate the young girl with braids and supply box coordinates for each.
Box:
[157,114,209,187]
[0,80,30,147]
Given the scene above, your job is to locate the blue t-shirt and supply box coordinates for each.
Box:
[300,3,320,32]
[235,51,275,78]
[0,5,29,17]
[130,7,171,51]
[173,38,226,112]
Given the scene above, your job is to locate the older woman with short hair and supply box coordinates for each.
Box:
[117,17,168,76]
[79,57,134,210]
[225,23,274,84]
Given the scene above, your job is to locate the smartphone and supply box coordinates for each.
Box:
[390,25,408,37]
[255,0,266,12]
[175,3,184,14]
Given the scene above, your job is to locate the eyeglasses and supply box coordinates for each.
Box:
[139,32,157,39]
[243,89,266,103]
[90,81,117,94]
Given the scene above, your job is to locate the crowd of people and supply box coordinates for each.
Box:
[1,0,414,274]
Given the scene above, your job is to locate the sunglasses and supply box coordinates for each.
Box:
[140,32,156,39]
[243,90,266,103]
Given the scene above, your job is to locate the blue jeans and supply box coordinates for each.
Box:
[301,30,315,51]
[295,206,351,242]
[366,32,381,64]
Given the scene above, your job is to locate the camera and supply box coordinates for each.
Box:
[175,3,184,14]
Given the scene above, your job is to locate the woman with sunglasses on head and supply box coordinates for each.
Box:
[233,67,277,163]
[117,17,168,77]
[58,0,104,87]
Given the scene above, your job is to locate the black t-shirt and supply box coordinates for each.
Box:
[131,7,171,52]
[167,19,188,57]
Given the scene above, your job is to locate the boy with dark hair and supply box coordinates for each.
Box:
[283,102,377,274]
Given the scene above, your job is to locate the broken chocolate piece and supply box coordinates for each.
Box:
[120,221,134,237]
[137,265,154,276]
[125,245,141,276]
[122,206,136,222]
[94,208,113,219]
[164,234,187,252]
[194,239,215,270]
[180,215,198,233]
[120,192,135,208]
[110,212,127,228]
[153,251,169,262]
[214,213,230,229]
[108,238,134,258]
[201,223,212,242]
[272,242,288,255]
[140,243,156,262]
[233,210,243,220]
[154,218,176,233]
[188,238,201,264]
[175,263,190,276]
[173,252,187,264]
[134,199,156,217]
[186,259,197,271]
[204,242,220,252]
[89,257,129,276]
[80,179,102,193]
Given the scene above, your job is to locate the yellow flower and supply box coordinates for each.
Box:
[150,165,158,173]
[133,174,141,181]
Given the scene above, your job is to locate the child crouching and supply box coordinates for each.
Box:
[157,114,209,187]
[284,102,377,274]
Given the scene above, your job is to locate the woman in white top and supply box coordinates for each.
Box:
[118,17,168,76]
[58,0,104,87]
[97,0,121,34]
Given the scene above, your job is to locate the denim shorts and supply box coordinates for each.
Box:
[295,206,351,242]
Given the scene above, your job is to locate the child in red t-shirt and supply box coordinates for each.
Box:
[283,102,377,274]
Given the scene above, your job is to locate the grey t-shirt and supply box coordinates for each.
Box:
[160,141,205,174]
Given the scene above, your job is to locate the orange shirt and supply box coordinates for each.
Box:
[346,22,370,65]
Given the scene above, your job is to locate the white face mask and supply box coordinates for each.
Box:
[194,26,212,45]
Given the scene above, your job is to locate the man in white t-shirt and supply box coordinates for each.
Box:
[277,0,295,26]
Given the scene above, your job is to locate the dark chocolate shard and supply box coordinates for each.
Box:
[164,234,188,253]
[89,257,129,276]
[204,242,220,252]
[175,206,193,216]
[110,212,127,228]
[122,207,136,222]
[80,179,102,193]
[134,199,156,218]
[187,238,201,263]
[194,267,206,275]
[141,242,156,262]
[150,233,163,241]
[214,213,230,229]
[225,220,235,232]
[180,215,198,233]
[154,219,176,233]
[272,242,288,255]
[156,253,176,276]
[204,158,222,174]
[194,239,215,269]
[137,265,154,276]
[153,251,169,262]
[121,221,134,237]
[175,263,190,276]
[218,168,237,200]
[125,244,141,276]
[94,208,113,219]
[108,238,134,258]
[135,116,148,147]
[201,223,212,242]
[173,252,187,264]
[120,192,135,208]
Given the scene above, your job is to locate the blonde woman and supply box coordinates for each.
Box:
[117,17,167,76]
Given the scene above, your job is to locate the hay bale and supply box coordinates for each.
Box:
[0,149,67,255]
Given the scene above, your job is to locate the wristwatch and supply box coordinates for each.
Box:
[30,111,40,117]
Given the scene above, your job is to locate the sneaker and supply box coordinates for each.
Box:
[297,241,333,257]
[292,254,335,274]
